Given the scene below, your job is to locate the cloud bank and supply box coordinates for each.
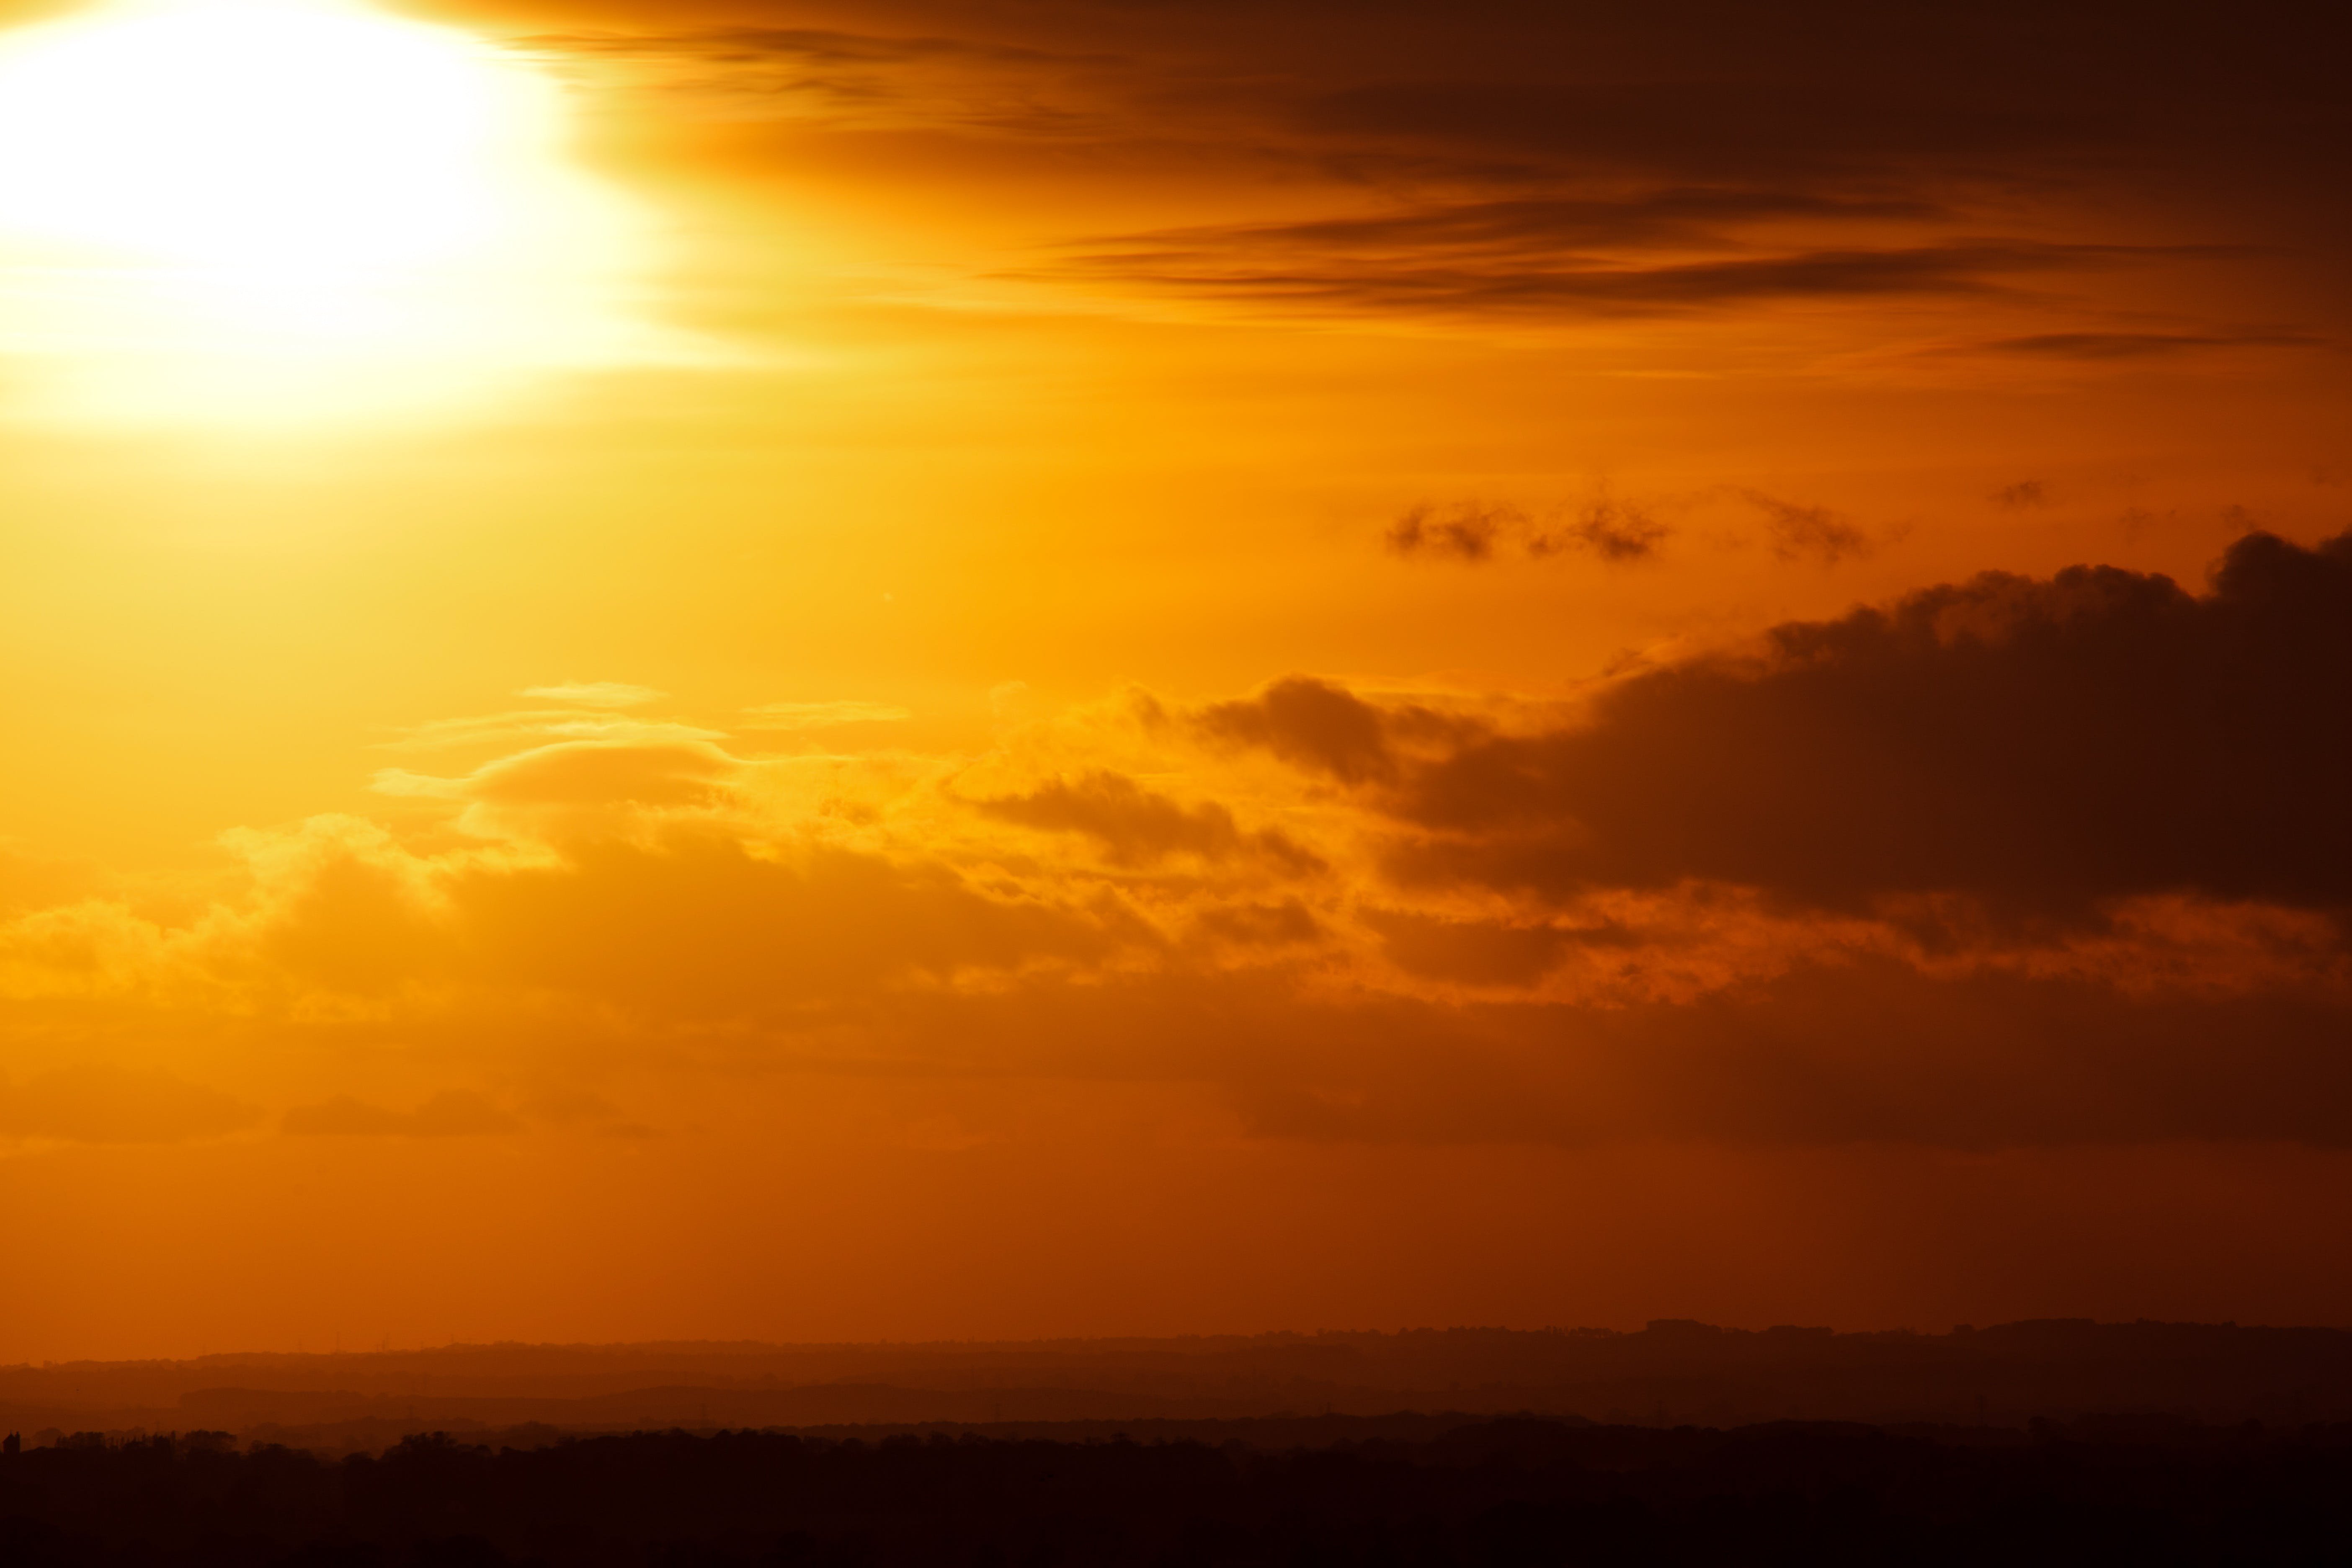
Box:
[3,533,2345,1154]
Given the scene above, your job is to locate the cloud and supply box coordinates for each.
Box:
[1168,191,1942,257]
[1362,909,1583,986]
[451,743,741,808]
[741,701,914,730]
[1079,189,1958,321]
[528,26,1104,72]
[1204,959,2352,1149]
[1210,531,2352,919]
[1068,240,2122,322]
[380,712,722,753]
[515,3,2346,366]
[1193,900,1325,949]
[1534,503,1668,562]
[375,740,748,838]
[531,0,2352,205]
[283,1090,521,1138]
[522,23,1122,137]
[0,1066,261,1145]
[5,531,2351,1153]
[816,954,2352,1149]
[1739,490,1872,564]
[518,682,665,708]
[975,770,1323,872]
[1386,501,1517,562]
[0,821,1132,1024]
[436,834,1130,1017]
[1388,497,1669,565]
[1295,77,2097,181]
[1979,331,2321,359]
[1199,676,1459,786]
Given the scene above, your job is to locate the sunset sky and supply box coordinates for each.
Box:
[1,0,2348,1362]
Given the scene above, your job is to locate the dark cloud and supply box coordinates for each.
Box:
[1532,499,1669,562]
[536,1,2351,345]
[1115,190,1941,261]
[1361,909,1579,986]
[1197,676,1474,786]
[1192,899,1325,948]
[1386,501,1516,562]
[1740,491,1872,564]
[1068,241,2126,321]
[1225,0,2352,193]
[1248,963,2352,1150]
[528,26,1104,70]
[1296,79,2098,182]
[859,959,2352,1149]
[1389,498,1668,564]
[1992,481,2048,508]
[1207,531,2352,917]
[975,770,1323,872]
[517,20,1127,136]
[1588,960,2352,1148]
[1981,331,2324,359]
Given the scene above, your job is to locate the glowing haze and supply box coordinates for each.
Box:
[0,0,660,418]
[0,0,2349,1363]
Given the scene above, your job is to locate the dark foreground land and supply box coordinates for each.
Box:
[5,1417,2351,1568]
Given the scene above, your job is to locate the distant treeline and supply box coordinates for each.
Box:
[4,1418,2351,1566]
[11,1320,2352,1438]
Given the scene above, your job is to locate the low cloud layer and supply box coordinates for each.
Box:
[1215,530,2352,917]
[2,533,2346,1153]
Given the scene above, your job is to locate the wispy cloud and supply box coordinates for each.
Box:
[379,712,722,753]
[741,701,913,730]
[1977,330,2322,359]
[1062,238,2165,323]
[1388,497,1670,564]
[518,682,665,708]
[1739,490,1872,564]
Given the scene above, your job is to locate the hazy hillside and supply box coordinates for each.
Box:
[8,1321,2351,1451]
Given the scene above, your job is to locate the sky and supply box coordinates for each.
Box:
[0,0,2348,1362]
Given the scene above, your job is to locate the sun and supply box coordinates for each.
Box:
[0,0,669,422]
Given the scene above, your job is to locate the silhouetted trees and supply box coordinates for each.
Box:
[3,1417,2349,1566]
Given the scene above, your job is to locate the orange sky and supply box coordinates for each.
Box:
[1,0,2349,1362]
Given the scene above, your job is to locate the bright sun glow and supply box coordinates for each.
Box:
[0,0,671,422]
